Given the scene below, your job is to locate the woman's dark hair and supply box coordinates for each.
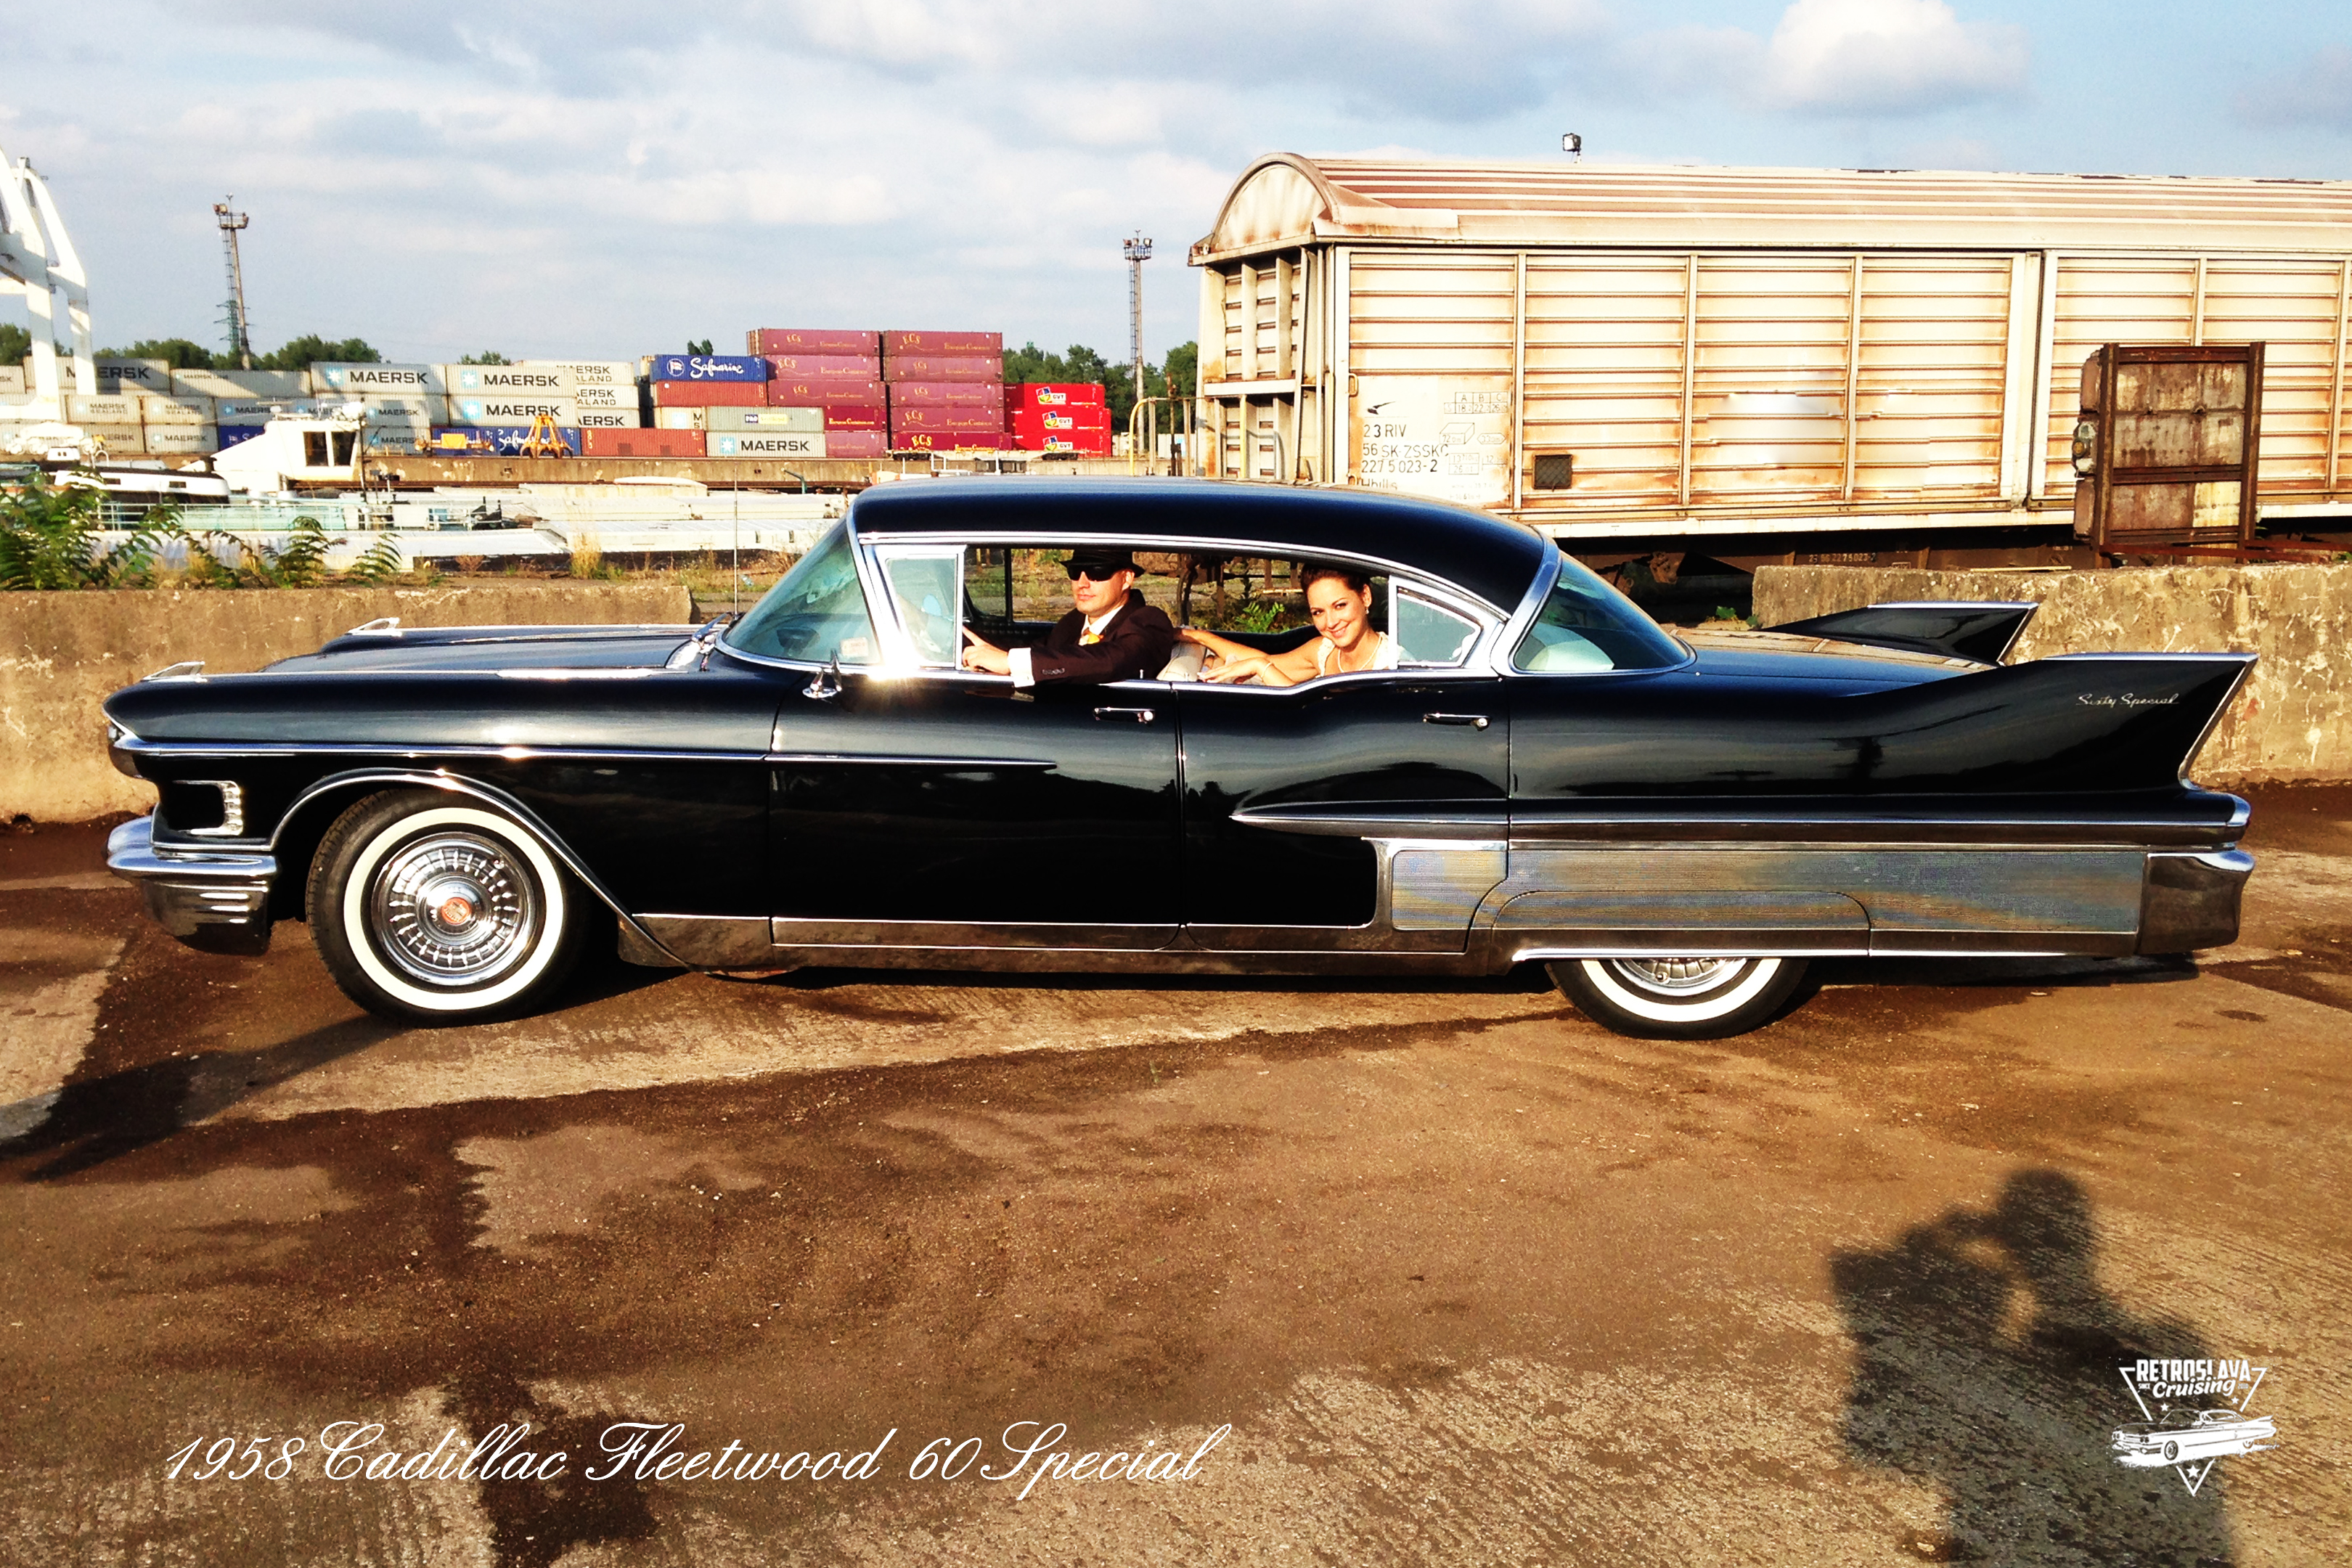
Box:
[1301,564,1373,599]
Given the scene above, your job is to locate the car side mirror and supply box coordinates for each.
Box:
[804,656,844,702]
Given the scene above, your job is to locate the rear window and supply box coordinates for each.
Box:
[1511,553,1687,673]
[724,522,878,666]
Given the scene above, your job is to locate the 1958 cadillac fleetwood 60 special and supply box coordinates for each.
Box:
[103,477,2255,1039]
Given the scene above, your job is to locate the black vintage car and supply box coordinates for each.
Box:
[104,477,2255,1039]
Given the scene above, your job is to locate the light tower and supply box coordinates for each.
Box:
[1123,233,1151,446]
[214,199,253,369]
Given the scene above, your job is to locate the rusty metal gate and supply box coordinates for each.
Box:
[2072,343,2264,552]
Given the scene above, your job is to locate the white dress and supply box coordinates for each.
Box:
[1313,631,1400,675]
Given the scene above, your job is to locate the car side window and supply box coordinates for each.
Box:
[1392,586,1480,666]
[1512,552,1688,673]
[875,546,963,668]
[724,522,878,666]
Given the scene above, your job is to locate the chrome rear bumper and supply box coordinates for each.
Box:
[107,815,277,955]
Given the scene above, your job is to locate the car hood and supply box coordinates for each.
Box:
[264,623,701,675]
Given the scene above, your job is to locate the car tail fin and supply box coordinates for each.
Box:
[1768,601,2038,665]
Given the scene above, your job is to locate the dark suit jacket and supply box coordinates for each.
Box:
[1021,590,1175,685]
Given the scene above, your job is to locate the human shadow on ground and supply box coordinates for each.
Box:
[1833,1169,2236,1564]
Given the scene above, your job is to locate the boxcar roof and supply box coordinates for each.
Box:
[1194,153,2352,262]
[849,477,1551,611]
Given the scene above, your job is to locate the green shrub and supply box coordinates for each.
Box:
[0,470,177,589]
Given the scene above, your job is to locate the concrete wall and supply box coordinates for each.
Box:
[1753,564,2352,782]
[2,584,693,822]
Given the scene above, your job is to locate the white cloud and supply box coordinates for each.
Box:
[1761,0,2028,115]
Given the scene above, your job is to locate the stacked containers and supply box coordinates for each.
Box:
[443,362,642,428]
[883,331,1004,453]
[1007,382,1112,456]
[752,330,885,458]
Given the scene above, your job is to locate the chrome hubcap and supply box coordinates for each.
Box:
[368,831,538,987]
[1609,957,1745,997]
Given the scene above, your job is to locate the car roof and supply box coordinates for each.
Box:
[849,476,1552,612]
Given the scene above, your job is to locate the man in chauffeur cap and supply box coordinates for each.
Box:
[960,546,1176,687]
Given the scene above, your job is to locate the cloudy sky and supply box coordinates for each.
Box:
[4,1,2349,368]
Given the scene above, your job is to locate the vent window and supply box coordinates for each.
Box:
[1531,453,1574,491]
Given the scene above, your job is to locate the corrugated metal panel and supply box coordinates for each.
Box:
[2199,258,2348,494]
[139,395,216,425]
[1849,256,2013,501]
[315,363,445,394]
[1522,253,1688,502]
[706,406,822,432]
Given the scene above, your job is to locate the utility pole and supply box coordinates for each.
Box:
[213,198,252,369]
[1124,234,1151,457]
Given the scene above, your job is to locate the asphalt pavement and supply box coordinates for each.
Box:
[3,787,2348,1566]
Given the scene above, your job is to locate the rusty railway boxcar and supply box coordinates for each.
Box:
[1190,155,2352,558]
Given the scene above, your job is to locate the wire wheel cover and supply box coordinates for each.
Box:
[367,830,539,986]
[1608,957,1747,997]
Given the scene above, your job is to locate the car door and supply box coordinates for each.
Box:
[1177,577,1509,950]
[766,537,1180,942]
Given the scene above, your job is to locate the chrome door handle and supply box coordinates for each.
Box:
[1422,712,1490,729]
[1093,707,1156,723]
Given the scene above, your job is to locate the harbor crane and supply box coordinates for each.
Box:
[0,139,96,415]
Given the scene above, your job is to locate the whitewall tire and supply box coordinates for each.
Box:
[1548,955,1808,1040]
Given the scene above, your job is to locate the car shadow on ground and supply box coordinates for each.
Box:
[1832,1169,2237,1564]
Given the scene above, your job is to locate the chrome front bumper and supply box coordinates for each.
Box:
[107,815,277,955]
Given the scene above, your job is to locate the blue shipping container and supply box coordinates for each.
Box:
[425,425,584,457]
[214,425,264,451]
[650,354,769,383]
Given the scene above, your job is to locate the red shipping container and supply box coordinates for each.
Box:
[893,430,1007,453]
[822,404,888,430]
[1011,430,1113,455]
[1012,406,1114,433]
[770,377,884,407]
[1010,382,1106,409]
[894,405,1010,432]
[823,430,888,458]
[582,427,706,458]
[889,380,1005,408]
[653,380,767,407]
[763,354,882,380]
[882,354,1002,383]
[884,330,1003,355]
[748,328,881,356]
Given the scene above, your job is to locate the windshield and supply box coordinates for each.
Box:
[724,521,878,666]
[1512,552,1688,673]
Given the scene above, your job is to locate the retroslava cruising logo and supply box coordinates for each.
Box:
[2112,1358,2277,1495]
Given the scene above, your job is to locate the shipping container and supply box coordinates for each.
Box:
[770,377,885,406]
[749,328,881,356]
[139,395,216,425]
[452,396,581,425]
[1010,381,1107,408]
[706,405,823,432]
[889,380,1007,407]
[143,425,220,454]
[822,404,888,430]
[94,357,171,392]
[891,430,1008,452]
[709,431,828,459]
[314,362,445,394]
[0,366,27,394]
[81,424,146,454]
[1196,152,2352,539]
[213,398,319,425]
[649,354,768,383]
[653,380,769,407]
[1011,406,1114,432]
[882,354,1003,383]
[761,354,882,381]
[536,360,637,386]
[443,364,574,394]
[360,395,448,423]
[1010,429,1114,454]
[171,368,309,399]
[65,395,142,424]
[215,425,263,451]
[427,425,584,456]
[894,404,1012,432]
[822,430,888,458]
[575,409,639,428]
[581,427,705,458]
[654,407,708,430]
[568,385,631,408]
[883,330,1005,355]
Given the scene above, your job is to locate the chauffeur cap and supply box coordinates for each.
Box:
[1063,547,1145,579]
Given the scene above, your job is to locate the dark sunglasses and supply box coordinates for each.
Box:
[1063,563,1129,581]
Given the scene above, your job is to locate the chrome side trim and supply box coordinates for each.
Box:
[118,739,771,764]
[628,915,772,968]
[767,917,1177,951]
[1235,803,2245,849]
[1230,804,1508,839]
[268,770,685,965]
[495,668,662,682]
[764,753,1055,768]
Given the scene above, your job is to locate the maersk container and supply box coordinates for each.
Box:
[707,406,822,433]
[653,380,767,408]
[94,358,171,391]
[882,354,1003,383]
[889,380,1006,407]
[771,377,884,407]
[213,398,318,425]
[143,425,220,454]
[315,363,446,394]
[427,425,584,456]
[883,330,1004,355]
[444,364,573,394]
[65,395,142,424]
[581,427,704,458]
[650,354,767,383]
[171,368,309,399]
[748,329,879,356]
[0,366,28,394]
[654,408,707,430]
[360,395,447,423]
[516,359,636,386]
[139,395,216,425]
[570,385,630,408]
[575,409,640,428]
[709,431,827,459]
[81,424,145,454]
[761,354,882,380]
[454,396,579,425]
